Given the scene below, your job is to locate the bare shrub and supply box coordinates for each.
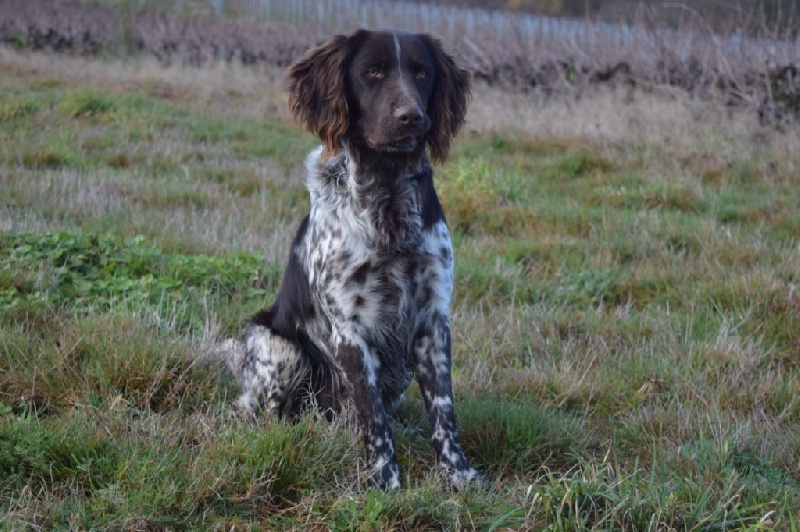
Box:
[134,11,314,66]
[0,0,798,123]
[0,0,120,54]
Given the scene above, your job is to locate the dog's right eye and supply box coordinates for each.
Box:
[365,67,384,79]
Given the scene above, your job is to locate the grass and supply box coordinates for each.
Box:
[1,47,799,529]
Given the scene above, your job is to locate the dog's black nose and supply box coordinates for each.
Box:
[395,105,424,125]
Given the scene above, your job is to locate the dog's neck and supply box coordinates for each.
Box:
[343,141,428,186]
[308,143,430,197]
[307,144,427,251]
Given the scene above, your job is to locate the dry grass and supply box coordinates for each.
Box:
[5,46,798,156]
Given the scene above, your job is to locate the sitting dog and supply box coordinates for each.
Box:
[227,28,480,489]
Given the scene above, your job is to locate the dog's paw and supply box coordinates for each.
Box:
[442,465,489,491]
[363,459,401,490]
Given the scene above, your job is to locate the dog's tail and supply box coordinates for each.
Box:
[215,338,247,382]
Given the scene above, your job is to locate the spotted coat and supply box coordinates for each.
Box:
[231,28,480,489]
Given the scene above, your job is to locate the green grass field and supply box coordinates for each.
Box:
[1,48,799,530]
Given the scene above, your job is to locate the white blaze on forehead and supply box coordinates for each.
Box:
[393,32,401,65]
[392,32,417,102]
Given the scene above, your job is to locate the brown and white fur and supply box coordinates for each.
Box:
[226,29,480,489]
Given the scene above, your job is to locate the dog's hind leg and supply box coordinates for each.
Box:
[234,324,308,420]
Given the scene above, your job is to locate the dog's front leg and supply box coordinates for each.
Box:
[413,312,482,487]
[335,331,401,489]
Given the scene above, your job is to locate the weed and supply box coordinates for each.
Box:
[62,88,116,118]
[0,232,271,326]
[0,100,38,121]
[458,397,585,474]
[19,147,81,169]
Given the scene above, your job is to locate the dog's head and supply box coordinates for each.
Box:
[285,29,470,164]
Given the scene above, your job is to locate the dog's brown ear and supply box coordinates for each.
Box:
[421,35,471,164]
[285,34,358,161]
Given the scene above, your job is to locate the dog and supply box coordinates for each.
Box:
[227,28,481,489]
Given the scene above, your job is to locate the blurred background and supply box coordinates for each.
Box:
[2,0,798,124]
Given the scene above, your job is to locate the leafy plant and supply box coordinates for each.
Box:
[0,232,271,320]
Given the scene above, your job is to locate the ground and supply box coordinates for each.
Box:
[1,47,799,529]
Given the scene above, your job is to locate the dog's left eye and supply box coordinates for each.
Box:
[416,70,428,80]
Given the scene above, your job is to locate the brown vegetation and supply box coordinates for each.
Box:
[0,0,312,65]
[418,0,799,33]
[0,0,797,125]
